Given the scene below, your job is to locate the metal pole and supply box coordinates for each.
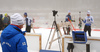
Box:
[45,21,54,49]
[86,44,90,52]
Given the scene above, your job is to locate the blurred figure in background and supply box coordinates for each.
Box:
[65,10,75,22]
[63,10,75,35]
[82,10,94,36]
[2,13,10,29]
[24,12,32,32]
[0,14,4,31]
[0,14,3,20]
[65,10,72,22]
[0,14,3,43]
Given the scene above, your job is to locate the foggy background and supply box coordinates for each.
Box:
[0,0,100,28]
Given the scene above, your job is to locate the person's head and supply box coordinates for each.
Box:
[68,10,71,15]
[87,10,91,16]
[11,13,24,29]
[0,14,3,18]
[5,13,8,17]
[24,12,27,18]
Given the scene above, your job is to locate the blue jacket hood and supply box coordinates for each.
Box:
[1,25,28,52]
[1,25,22,39]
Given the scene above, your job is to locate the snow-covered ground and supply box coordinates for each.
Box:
[0,28,100,52]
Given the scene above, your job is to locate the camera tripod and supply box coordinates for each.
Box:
[45,10,62,52]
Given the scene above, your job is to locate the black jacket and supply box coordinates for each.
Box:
[0,15,4,30]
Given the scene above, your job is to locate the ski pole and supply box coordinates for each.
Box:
[68,18,76,31]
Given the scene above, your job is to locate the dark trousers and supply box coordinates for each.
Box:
[84,25,91,36]
[67,43,74,52]
[26,26,31,32]
[63,26,70,35]
[68,49,73,52]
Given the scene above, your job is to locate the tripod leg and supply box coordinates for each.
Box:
[31,23,35,33]
[57,24,62,46]
[49,29,56,49]
[32,27,35,33]
[47,24,62,45]
[45,22,54,49]
[57,24,62,36]
[57,30,62,52]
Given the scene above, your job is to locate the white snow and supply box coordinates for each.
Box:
[0,45,2,52]
[0,28,100,52]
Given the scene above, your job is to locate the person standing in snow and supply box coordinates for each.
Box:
[63,10,75,35]
[24,12,31,32]
[82,10,94,36]
[1,13,28,52]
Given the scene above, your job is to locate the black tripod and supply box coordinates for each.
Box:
[45,10,62,52]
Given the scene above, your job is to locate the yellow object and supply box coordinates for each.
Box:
[5,13,8,17]
[2,13,8,20]
[2,17,4,20]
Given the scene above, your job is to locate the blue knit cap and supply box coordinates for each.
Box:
[24,12,27,16]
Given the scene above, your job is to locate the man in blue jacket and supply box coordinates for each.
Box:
[82,10,94,36]
[1,13,28,52]
[65,10,72,22]
[65,10,75,22]
[63,10,75,35]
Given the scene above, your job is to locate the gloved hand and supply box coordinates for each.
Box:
[71,20,75,22]
[22,31,27,36]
